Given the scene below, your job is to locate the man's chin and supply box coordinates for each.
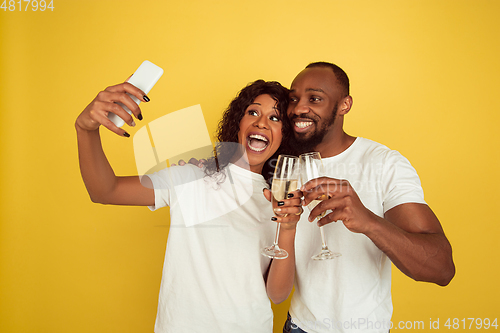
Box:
[294,132,309,141]
[293,133,316,154]
[292,133,321,154]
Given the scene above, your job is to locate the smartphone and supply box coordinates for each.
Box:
[108,60,164,127]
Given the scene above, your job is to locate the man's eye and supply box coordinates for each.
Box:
[310,96,321,102]
[289,97,298,103]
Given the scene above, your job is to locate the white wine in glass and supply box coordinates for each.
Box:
[261,155,299,259]
[271,179,299,216]
[299,152,341,260]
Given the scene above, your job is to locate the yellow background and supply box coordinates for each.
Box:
[1,0,499,332]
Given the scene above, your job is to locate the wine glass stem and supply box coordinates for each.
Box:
[319,225,329,250]
[273,222,281,248]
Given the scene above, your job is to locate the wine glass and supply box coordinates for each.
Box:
[299,152,341,260]
[261,155,299,259]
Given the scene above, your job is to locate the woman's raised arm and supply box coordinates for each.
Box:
[75,82,154,206]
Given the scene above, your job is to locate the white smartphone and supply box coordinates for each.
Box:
[108,60,164,127]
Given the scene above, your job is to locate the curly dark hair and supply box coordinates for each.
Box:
[204,79,296,184]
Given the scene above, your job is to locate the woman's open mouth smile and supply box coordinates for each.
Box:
[246,133,269,153]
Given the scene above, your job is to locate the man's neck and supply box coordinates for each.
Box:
[314,130,356,158]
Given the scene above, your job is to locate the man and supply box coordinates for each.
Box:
[265,62,455,333]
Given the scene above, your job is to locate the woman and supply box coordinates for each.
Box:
[75,79,302,332]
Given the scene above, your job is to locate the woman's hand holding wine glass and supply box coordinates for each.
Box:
[261,155,301,259]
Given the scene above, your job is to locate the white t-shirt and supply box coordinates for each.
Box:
[290,137,426,333]
[146,163,276,333]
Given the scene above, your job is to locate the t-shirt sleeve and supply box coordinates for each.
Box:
[144,165,200,211]
[144,168,172,211]
[382,150,426,213]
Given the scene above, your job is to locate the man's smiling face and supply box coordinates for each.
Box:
[287,67,345,152]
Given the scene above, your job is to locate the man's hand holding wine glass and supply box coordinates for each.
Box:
[300,177,385,235]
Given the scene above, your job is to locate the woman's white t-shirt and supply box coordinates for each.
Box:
[146,163,275,333]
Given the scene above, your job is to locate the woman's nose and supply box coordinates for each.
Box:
[253,115,269,129]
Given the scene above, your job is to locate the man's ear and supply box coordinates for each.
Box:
[338,95,353,116]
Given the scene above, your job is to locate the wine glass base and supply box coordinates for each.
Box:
[311,249,341,260]
[261,246,288,259]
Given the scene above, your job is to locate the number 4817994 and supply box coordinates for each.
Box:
[1,0,54,11]
[444,318,498,330]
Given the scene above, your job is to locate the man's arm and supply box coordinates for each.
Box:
[367,203,454,286]
[303,178,455,286]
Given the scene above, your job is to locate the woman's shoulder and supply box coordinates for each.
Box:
[148,163,205,184]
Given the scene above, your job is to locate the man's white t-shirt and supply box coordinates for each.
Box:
[290,137,426,333]
[146,163,275,333]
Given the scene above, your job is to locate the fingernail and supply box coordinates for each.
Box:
[137,113,143,121]
[271,217,277,221]
[143,95,150,102]
[287,193,294,198]
[274,208,282,213]
[278,201,284,206]
[130,120,136,127]
[123,132,130,137]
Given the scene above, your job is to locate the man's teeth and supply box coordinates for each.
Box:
[295,121,313,129]
[248,134,269,152]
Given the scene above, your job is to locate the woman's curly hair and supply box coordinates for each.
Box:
[204,79,296,184]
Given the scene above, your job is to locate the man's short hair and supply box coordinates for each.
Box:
[306,62,350,97]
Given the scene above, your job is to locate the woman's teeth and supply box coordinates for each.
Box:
[247,134,269,152]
